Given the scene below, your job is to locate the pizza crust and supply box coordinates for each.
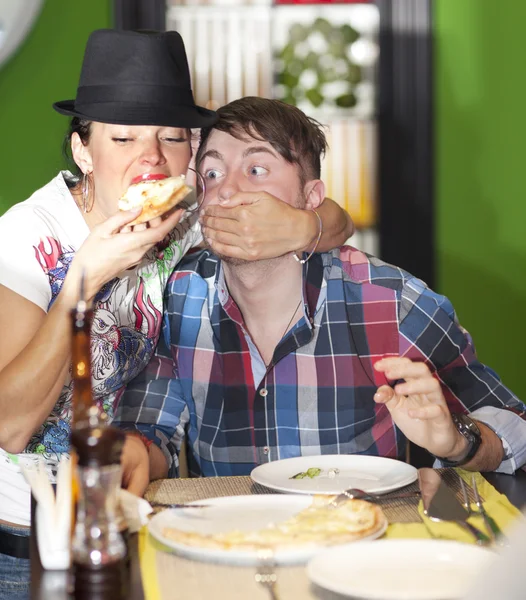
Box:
[162,498,387,552]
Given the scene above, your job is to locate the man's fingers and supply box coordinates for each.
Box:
[375,356,413,370]
[407,405,444,421]
[394,378,441,397]
[374,385,395,404]
[375,357,431,381]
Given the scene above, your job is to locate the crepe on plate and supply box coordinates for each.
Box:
[162,497,387,551]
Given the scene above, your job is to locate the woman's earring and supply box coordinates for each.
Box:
[82,171,93,213]
[186,167,206,212]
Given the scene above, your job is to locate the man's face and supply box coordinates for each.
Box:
[198,129,304,209]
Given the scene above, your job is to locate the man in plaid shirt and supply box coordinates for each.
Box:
[116,98,526,487]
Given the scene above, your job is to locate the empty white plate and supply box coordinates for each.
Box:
[307,539,495,599]
[251,454,417,495]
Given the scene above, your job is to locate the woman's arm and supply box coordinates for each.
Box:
[0,208,185,453]
[0,286,73,453]
[200,193,354,260]
[303,197,354,252]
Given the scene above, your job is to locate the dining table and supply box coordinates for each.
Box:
[30,468,526,600]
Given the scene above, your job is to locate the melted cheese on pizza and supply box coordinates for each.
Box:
[118,176,187,210]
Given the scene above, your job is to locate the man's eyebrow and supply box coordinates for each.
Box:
[243,146,278,159]
[200,149,223,161]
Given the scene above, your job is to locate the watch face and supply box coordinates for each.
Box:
[0,0,44,69]
[455,413,481,436]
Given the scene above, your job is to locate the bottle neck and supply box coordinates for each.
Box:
[71,306,94,429]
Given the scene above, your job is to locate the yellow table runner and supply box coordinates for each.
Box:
[139,526,162,600]
[138,470,523,600]
[387,470,521,542]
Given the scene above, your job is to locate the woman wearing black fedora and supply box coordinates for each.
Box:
[0,29,352,597]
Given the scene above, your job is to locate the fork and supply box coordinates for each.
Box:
[458,476,495,544]
[470,475,508,545]
[255,549,280,600]
[459,475,507,545]
[328,487,420,507]
[149,501,209,509]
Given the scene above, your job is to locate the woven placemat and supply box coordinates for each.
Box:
[142,470,490,600]
[145,469,477,524]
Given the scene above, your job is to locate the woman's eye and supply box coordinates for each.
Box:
[249,166,268,177]
[162,137,188,143]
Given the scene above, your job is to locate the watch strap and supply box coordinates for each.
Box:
[431,414,482,467]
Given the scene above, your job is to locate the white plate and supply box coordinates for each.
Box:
[148,494,387,566]
[307,539,495,600]
[251,455,417,495]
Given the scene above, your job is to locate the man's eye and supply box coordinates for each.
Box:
[112,137,133,143]
[204,169,222,180]
[249,166,268,176]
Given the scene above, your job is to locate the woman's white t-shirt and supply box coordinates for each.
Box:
[0,172,201,525]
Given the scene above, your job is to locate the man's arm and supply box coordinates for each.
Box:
[373,358,504,472]
[374,279,526,473]
[114,332,188,495]
[459,422,504,472]
[200,193,354,260]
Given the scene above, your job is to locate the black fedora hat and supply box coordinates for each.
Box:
[53,29,217,128]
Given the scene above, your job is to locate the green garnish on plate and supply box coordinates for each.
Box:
[290,467,322,480]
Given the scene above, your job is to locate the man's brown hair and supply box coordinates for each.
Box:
[196,97,327,185]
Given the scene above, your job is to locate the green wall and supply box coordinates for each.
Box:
[435,0,526,398]
[0,0,111,215]
[1,0,524,399]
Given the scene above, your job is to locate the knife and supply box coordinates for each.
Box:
[150,502,209,509]
[418,468,491,545]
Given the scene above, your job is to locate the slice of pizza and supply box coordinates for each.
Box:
[118,175,191,226]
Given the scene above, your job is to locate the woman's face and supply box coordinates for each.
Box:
[73,122,192,218]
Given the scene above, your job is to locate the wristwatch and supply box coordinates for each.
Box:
[433,413,482,467]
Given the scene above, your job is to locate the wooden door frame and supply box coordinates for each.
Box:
[376,0,434,286]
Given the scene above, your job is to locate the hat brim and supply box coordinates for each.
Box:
[53,100,218,129]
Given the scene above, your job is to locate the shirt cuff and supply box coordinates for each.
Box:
[471,406,526,474]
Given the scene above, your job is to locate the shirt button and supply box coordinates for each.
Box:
[259,388,268,397]
[263,447,269,454]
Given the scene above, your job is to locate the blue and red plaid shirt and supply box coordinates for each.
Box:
[114,247,526,476]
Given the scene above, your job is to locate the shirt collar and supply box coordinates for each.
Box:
[214,253,326,329]
[214,262,244,327]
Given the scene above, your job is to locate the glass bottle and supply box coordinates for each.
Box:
[70,296,127,600]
